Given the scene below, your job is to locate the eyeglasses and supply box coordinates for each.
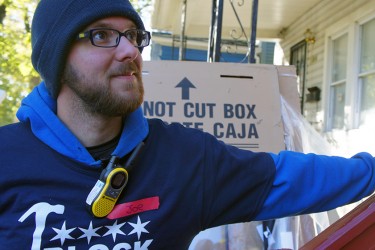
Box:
[77,28,151,48]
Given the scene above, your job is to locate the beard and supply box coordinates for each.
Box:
[61,62,144,117]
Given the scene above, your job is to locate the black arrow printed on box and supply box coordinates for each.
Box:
[175,77,196,100]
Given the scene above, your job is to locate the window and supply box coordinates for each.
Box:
[329,34,348,130]
[326,15,375,131]
[358,18,375,126]
[290,40,307,113]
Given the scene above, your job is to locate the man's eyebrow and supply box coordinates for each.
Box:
[86,22,137,30]
[87,22,112,29]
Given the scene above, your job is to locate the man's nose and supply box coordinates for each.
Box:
[114,36,139,61]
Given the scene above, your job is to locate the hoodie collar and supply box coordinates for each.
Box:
[16,82,149,167]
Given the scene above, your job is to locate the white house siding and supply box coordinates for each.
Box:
[279,0,375,156]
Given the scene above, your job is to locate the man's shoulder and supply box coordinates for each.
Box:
[0,121,29,133]
[0,122,33,143]
[146,118,207,139]
[1,122,23,131]
[147,118,184,130]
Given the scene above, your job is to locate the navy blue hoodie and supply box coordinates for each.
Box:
[1,82,374,249]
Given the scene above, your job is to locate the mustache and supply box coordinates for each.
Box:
[108,62,139,76]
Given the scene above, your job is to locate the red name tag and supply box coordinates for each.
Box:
[108,196,160,219]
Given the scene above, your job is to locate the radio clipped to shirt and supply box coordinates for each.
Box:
[86,142,144,218]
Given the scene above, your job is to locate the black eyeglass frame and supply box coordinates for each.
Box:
[77,28,151,48]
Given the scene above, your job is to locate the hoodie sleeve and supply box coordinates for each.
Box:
[255,151,375,220]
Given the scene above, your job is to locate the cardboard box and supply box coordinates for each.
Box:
[142,61,287,153]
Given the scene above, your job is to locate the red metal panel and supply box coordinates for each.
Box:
[301,194,375,250]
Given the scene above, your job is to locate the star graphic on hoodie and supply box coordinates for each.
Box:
[78,221,102,244]
[128,216,150,240]
[50,221,76,245]
[103,220,126,242]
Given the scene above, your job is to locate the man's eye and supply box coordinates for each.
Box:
[92,30,111,41]
[125,30,137,41]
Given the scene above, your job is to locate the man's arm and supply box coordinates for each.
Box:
[255,151,375,220]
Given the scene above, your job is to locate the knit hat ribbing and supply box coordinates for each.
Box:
[31,0,145,98]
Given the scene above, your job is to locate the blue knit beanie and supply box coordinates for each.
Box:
[31,0,145,98]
